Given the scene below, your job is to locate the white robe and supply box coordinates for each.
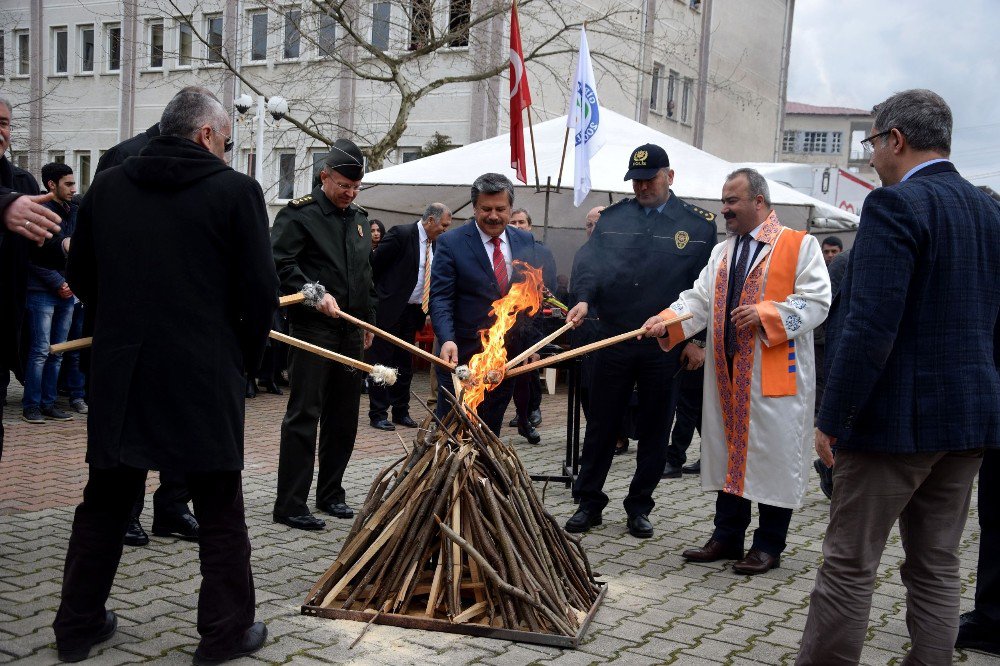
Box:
[662,215,831,508]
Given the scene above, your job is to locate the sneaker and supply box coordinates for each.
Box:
[22,407,44,424]
[41,405,74,421]
[69,398,89,414]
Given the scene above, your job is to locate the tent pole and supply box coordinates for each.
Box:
[527,107,541,193]
[543,176,551,243]
[555,127,570,193]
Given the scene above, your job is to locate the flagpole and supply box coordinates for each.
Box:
[526,106,541,192]
[555,127,569,193]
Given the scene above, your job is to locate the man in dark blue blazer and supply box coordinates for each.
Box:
[798,89,1000,665]
[429,173,542,434]
[368,203,452,431]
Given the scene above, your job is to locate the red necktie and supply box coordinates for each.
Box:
[491,237,508,292]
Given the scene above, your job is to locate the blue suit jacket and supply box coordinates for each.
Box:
[429,220,541,359]
[818,161,1000,452]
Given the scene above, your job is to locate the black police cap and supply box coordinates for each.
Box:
[624,143,670,181]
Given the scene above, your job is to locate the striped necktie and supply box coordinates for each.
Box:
[420,241,431,313]
[491,237,508,292]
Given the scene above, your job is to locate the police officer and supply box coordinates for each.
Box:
[565,143,715,538]
[271,139,376,531]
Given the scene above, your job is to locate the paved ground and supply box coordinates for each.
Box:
[0,373,993,665]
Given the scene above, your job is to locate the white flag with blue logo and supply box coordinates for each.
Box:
[567,27,606,207]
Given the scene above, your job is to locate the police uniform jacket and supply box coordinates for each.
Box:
[572,193,715,333]
[271,184,377,331]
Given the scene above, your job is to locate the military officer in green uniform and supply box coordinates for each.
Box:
[271,139,376,531]
[564,143,717,539]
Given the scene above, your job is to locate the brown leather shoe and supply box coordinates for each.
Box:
[732,548,780,575]
[682,539,743,562]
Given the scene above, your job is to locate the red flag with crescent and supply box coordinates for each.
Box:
[509,1,532,184]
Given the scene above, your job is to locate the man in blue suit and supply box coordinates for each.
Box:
[429,173,542,434]
[797,89,1000,665]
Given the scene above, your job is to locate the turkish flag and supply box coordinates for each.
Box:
[509,2,532,184]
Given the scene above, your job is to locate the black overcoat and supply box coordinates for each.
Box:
[67,136,278,472]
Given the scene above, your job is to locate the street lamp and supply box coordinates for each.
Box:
[234,94,289,183]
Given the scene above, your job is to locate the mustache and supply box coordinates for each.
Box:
[723,212,736,220]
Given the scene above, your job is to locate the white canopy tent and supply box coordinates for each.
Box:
[358,109,859,273]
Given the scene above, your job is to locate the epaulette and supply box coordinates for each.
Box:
[288,194,314,209]
[352,203,368,216]
[681,200,716,222]
[604,197,632,212]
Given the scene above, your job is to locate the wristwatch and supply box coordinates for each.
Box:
[688,339,706,348]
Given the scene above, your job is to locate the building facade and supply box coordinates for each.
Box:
[1,0,794,214]
[780,101,878,184]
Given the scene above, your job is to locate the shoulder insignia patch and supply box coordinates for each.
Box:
[682,201,716,222]
[288,194,314,209]
[353,203,369,216]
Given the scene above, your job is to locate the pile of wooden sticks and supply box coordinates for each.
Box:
[305,403,601,636]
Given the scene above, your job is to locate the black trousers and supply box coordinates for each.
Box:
[129,471,192,522]
[665,365,704,467]
[273,324,362,517]
[573,338,681,517]
[711,491,793,558]
[53,465,254,654]
[976,448,1000,624]
[367,304,424,423]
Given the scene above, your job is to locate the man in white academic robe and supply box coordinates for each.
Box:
[645,168,831,575]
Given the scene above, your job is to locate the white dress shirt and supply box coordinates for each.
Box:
[407,222,432,304]
[476,225,513,284]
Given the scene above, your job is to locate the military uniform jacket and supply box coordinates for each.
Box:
[271,185,377,330]
[573,193,715,333]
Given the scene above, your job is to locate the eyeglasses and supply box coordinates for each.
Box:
[329,180,362,192]
[219,132,233,153]
[861,129,893,156]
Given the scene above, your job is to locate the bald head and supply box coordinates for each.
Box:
[585,206,604,237]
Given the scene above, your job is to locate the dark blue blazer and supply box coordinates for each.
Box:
[818,161,1000,453]
[429,220,541,359]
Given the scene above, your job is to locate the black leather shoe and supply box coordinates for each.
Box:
[245,378,256,399]
[627,514,654,538]
[814,458,833,500]
[258,379,283,395]
[193,621,267,665]
[152,512,200,540]
[956,610,1000,654]
[123,518,149,547]
[57,610,117,662]
[517,424,541,445]
[273,514,325,530]
[565,508,602,533]
[528,409,542,428]
[682,539,744,562]
[682,459,701,474]
[662,462,683,479]
[393,415,418,428]
[508,416,519,427]
[613,438,630,456]
[319,502,355,519]
[371,419,395,431]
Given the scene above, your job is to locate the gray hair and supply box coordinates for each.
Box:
[0,97,12,115]
[160,90,228,141]
[471,172,515,207]
[422,202,450,222]
[511,208,532,226]
[871,89,952,154]
[726,167,771,207]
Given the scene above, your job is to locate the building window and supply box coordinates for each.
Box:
[666,70,678,118]
[283,9,301,59]
[249,11,267,61]
[77,152,92,194]
[649,62,663,112]
[277,152,296,199]
[16,30,30,76]
[49,151,66,164]
[448,0,470,47]
[400,147,421,163]
[53,28,69,74]
[311,149,327,184]
[830,131,843,154]
[318,13,336,57]
[14,153,29,169]
[177,21,193,66]
[409,0,431,51]
[681,77,692,123]
[372,2,390,50]
[782,130,796,153]
[206,15,223,63]
[243,150,257,178]
[802,131,828,153]
[149,21,164,68]
[106,24,121,72]
[79,26,95,72]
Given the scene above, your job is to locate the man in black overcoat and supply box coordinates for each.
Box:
[52,89,278,664]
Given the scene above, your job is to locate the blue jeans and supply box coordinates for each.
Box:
[23,291,74,410]
[61,301,87,400]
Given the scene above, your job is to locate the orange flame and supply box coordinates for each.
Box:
[462,261,543,412]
